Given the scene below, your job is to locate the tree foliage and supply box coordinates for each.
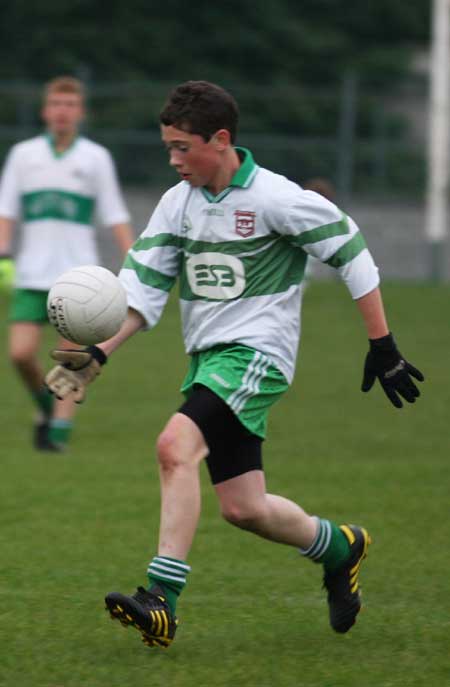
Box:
[1,0,430,86]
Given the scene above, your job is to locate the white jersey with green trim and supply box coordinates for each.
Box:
[0,135,130,289]
[120,147,379,383]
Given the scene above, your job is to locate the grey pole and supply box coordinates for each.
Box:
[425,0,450,282]
[337,70,357,206]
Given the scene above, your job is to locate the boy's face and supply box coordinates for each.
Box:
[161,124,225,188]
[42,92,85,137]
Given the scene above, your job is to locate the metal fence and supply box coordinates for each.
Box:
[0,76,429,194]
[1,77,449,280]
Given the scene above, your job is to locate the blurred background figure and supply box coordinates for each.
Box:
[0,76,134,451]
[0,3,440,282]
[303,177,337,203]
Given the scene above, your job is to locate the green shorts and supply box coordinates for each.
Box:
[8,288,49,323]
[181,344,289,439]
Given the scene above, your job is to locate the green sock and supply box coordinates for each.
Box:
[48,419,73,446]
[147,555,191,615]
[32,386,54,418]
[299,518,351,572]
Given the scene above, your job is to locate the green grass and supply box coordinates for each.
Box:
[1,282,448,687]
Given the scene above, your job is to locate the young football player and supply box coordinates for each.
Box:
[46,80,424,647]
[0,76,134,451]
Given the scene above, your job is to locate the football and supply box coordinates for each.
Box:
[47,265,128,345]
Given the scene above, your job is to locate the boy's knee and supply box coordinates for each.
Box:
[156,413,209,474]
[221,501,266,531]
[156,428,197,473]
[156,429,180,472]
[9,346,35,368]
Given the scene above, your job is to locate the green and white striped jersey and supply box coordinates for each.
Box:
[0,135,130,289]
[120,148,379,383]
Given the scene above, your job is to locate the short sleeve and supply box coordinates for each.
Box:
[0,147,21,219]
[267,184,380,299]
[119,189,182,329]
[94,148,130,227]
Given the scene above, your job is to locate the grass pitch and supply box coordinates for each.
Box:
[0,282,448,687]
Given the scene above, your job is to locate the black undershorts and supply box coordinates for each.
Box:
[178,384,263,485]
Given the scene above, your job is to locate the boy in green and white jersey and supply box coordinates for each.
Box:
[46,81,424,648]
[0,76,134,451]
[121,146,374,389]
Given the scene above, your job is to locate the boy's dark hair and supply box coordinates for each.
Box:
[160,81,239,143]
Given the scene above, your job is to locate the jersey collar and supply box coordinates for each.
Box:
[230,147,259,188]
[201,147,259,203]
[45,133,79,159]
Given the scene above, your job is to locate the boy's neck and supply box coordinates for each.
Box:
[50,131,78,153]
[206,147,241,196]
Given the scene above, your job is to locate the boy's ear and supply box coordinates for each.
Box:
[211,128,231,150]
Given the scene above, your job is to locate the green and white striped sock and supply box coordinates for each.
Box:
[48,419,72,447]
[147,555,191,614]
[299,517,351,572]
[32,385,54,418]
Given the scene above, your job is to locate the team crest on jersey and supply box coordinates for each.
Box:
[234,210,256,237]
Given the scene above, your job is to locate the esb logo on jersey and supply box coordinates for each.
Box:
[235,210,255,237]
[187,253,245,300]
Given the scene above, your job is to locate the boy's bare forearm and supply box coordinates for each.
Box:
[0,217,14,254]
[355,287,389,339]
[98,307,145,356]
[112,222,135,256]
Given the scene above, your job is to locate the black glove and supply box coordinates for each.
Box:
[361,333,424,408]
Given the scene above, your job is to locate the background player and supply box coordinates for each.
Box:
[45,81,424,647]
[0,76,134,451]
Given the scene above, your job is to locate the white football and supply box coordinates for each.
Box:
[47,265,128,345]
